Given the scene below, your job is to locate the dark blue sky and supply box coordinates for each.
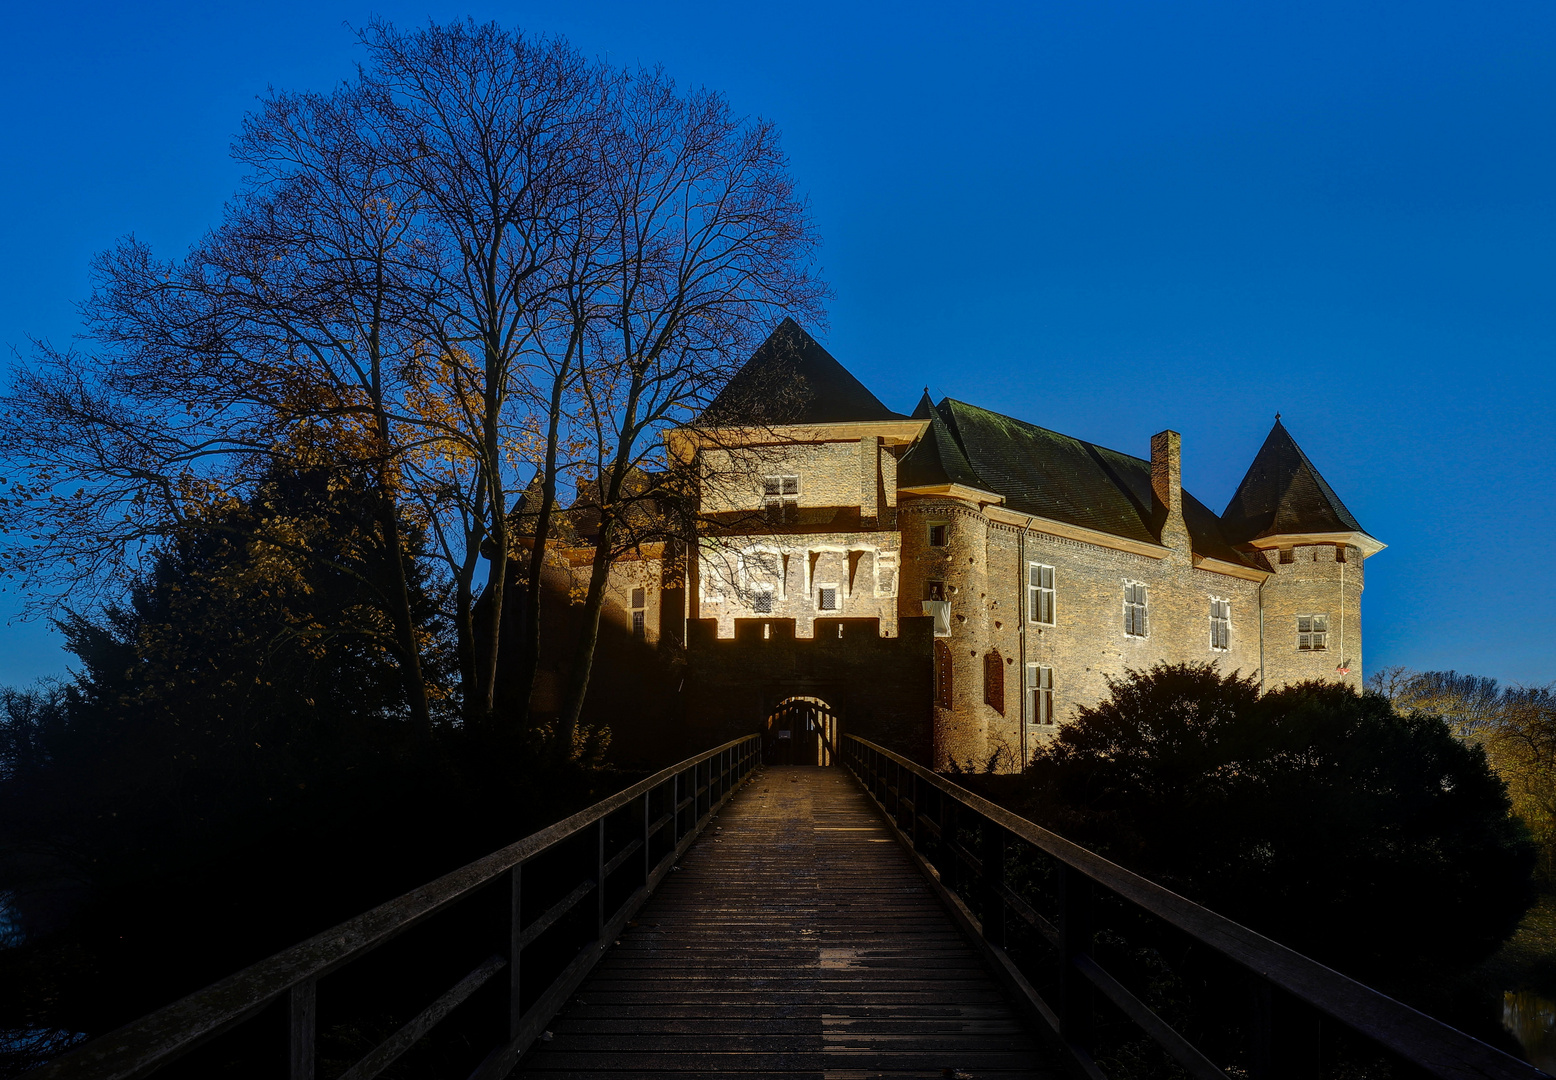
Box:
[2,1,1552,685]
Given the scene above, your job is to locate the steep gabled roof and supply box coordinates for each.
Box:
[905,398,1262,568]
[701,318,904,426]
[1221,419,1368,543]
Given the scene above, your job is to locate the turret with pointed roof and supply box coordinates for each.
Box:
[1221,418,1380,553]
[701,318,904,427]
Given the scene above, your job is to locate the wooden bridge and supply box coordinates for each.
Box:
[28,735,1547,1080]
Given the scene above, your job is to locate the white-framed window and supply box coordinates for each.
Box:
[928,521,949,547]
[1123,581,1149,637]
[1209,598,1230,651]
[817,584,839,611]
[1027,664,1054,726]
[1297,614,1329,651]
[1028,563,1055,624]
[763,474,799,522]
[630,587,647,638]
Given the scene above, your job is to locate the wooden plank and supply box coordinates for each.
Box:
[517,766,1063,1079]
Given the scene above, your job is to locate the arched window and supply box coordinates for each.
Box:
[984,650,1005,714]
[933,639,953,710]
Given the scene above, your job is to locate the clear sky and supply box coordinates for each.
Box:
[1,1,1552,686]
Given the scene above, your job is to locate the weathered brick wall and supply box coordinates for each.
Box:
[696,532,901,639]
[700,442,869,512]
[1258,544,1365,691]
[899,496,1267,769]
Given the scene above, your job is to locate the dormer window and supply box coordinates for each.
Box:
[763,475,799,523]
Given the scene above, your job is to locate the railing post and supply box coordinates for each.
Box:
[288,979,316,1080]
[1251,981,1322,1080]
[641,790,653,890]
[509,863,523,1040]
[980,819,1006,948]
[1059,864,1095,1055]
[596,817,607,943]
[911,773,921,852]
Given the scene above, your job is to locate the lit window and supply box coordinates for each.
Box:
[928,522,948,547]
[763,475,799,523]
[1028,563,1055,624]
[1298,615,1329,650]
[817,586,839,611]
[1027,664,1054,726]
[1123,582,1148,637]
[1209,598,1230,651]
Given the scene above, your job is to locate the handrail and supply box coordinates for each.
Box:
[29,734,763,1080]
[839,734,1546,1080]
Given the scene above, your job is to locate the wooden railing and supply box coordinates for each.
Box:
[29,735,762,1080]
[840,735,1546,1080]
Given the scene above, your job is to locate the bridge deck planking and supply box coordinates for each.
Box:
[518,765,1061,1079]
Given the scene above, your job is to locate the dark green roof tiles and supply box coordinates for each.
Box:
[914,398,1262,568]
[1221,419,1368,543]
[897,405,985,489]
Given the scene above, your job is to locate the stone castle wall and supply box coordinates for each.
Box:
[898,496,1268,769]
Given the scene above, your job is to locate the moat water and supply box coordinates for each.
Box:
[1504,990,1556,1070]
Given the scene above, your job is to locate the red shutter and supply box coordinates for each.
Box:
[984,650,1004,714]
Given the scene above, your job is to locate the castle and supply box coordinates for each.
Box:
[560,320,1383,770]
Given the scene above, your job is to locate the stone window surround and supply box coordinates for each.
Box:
[1209,596,1231,652]
[1026,663,1054,726]
[1028,562,1056,626]
[1123,580,1150,639]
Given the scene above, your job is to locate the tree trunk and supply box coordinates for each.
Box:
[513,358,572,729]
[471,378,508,723]
[375,480,434,740]
[558,512,617,754]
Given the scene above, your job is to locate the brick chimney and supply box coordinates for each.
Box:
[1151,430,1191,559]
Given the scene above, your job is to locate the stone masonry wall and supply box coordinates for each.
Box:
[1259,543,1365,691]
[898,496,1267,769]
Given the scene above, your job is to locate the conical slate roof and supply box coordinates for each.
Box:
[1220,419,1367,543]
[898,398,985,489]
[701,318,904,426]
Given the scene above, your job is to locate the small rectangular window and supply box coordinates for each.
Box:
[632,610,646,638]
[762,475,799,523]
[1209,598,1230,651]
[928,522,949,547]
[1026,664,1054,726]
[752,590,773,614]
[818,586,839,611]
[1028,563,1055,624]
[1297,614,1329,651]
[631,587,646,608]
[926,579,946,602]
[1279,547,1295,564]
[1123,581,1149,637]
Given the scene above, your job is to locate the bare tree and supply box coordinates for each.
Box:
[359,20,609,725]
[552,68,825,751]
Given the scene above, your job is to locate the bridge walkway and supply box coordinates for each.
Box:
[518,765,1062,1079]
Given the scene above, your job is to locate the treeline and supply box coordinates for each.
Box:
[0,19,820,1073]
[1371,666,1556,879]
